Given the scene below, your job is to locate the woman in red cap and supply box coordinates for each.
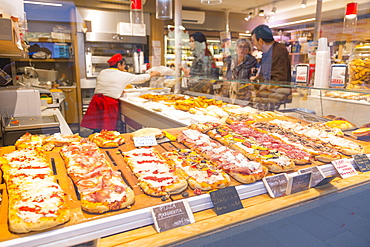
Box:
[81,53,160,132]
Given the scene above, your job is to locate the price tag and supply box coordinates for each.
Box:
[353,154,370,172]
[262,173,290,198]
[288,172,312,195]
[298,166,325,187]
[151,200,195,233]
[210,186,243,215]
[133,136,157,147]
[331,158,358,178]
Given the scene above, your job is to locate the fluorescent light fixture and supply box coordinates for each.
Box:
[271,6,276,15]
[259,9,265,17]
[301,0,307,8]
[201,0,222,5]
[268,18,316,28]
[239,33,251,36]
[23,1,63,6]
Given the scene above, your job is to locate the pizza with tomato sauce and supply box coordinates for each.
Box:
[60,139,134,213]
[0,147,70,233]
[122,148,188,196]
[88,130,125,148]
[162,149,230,191]
[177,129,268,184]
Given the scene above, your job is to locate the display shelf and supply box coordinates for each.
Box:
[13,58,73,62]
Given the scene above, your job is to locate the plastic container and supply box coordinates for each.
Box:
[347,43,370,89]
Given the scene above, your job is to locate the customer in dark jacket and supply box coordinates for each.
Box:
[224,38,257,100]
[251,24,292,110]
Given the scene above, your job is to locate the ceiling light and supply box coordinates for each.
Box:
[259,10,265,17]
[23,1,63,6]
[244,11,253,21]
[300,0,307,8]
[271,6,276,15]
[345,2,358,19]
[239,33,251,36]
[201,0,222,5]
[268,18,316,28]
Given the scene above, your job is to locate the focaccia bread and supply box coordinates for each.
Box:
[177,129,268,184]
[88,130,125,148]
[60,140,134,213]
[130,128,165,139]
[14,132,44,150]
[122,148,188,196]
[43,133,82,147]
[0,148,70,233]
[162,149,230,190]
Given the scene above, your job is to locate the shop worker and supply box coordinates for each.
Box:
[250,24,292,110]
[81,53,160,133]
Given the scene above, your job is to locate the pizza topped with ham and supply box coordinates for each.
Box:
[178,129,268,184]
[60,139,134,213]
[122,148,188,196]
[0,147,70,233]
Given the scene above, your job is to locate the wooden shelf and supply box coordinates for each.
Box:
[14,58,73,62]
[27,39,72,43]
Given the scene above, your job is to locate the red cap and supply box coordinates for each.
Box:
[107,54,123,66]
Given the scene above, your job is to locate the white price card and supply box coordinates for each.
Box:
[133,136,157,147]
[331,158,358,179]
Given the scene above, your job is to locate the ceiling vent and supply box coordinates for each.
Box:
[182,10,206,24]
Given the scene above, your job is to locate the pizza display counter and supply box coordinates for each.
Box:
[1,119,370,246]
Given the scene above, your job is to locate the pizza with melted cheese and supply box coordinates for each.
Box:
[0,147,70,233]
[122,148,188,196]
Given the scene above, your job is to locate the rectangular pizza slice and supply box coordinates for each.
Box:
[0,147,70,233]
[122,148,188,196]
[60,140,134,213]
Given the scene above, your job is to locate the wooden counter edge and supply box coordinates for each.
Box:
[98,172,370,247]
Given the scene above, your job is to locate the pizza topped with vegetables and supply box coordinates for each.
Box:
[162,149,230,191]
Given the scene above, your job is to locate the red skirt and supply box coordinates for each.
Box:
[80,94,120,131]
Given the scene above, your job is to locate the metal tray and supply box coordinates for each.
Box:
[3,114,59,131]
[278,108,330,123]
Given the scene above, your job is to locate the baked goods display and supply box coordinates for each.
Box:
[177,129,269,184]
[60,140,135,213]
[162,149,231,190]
[1,107,369,240]
[324,120,357,131]
[0,147,70,233]
[88,130,126,148]
[122,148,188,196]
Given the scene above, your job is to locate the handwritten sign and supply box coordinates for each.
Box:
[210,186,243,215]
[133,136,157,147]
[151,200,195,233]
[298,166,325,187]
[263,173,289,198]
[353,154,370,172]
[332,158,358,178]
[288,172,312,194]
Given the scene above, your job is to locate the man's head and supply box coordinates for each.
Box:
[107,53,126,71]
[251,25,274,50]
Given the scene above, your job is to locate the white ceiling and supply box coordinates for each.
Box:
[27,0,370,30]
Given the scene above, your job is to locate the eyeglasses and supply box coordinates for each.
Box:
[238,46,249,49]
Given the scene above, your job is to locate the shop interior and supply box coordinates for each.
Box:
[0,0,370,246]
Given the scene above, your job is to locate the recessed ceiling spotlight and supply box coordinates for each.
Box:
[259,9,265,17]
